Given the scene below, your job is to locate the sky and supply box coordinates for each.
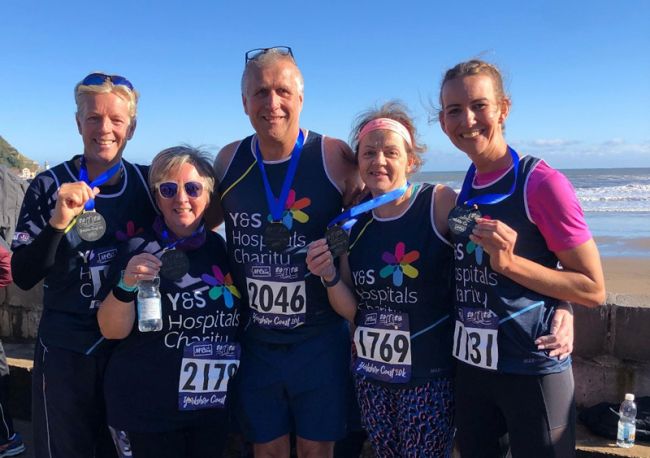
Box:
[1,0,649,171]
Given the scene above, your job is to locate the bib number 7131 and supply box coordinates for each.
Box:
[453,321,498,370]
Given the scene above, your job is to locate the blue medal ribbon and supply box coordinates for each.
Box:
[160,225,205,252]
[254,130,305,222]
[78,157,123,211]
[457,146,520,206]
[328,182,410,231]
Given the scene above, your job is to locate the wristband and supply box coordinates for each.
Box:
[117,270,138,292]
[112,285,137,303]
[321,269,340,288]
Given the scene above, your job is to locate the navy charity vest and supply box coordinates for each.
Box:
[103,230,241,432]
[218,131,344,344]
[348,184,455,386]
[12,156,157,355]
[451,155,570,375]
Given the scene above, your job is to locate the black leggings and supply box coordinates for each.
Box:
[455,364,575,458]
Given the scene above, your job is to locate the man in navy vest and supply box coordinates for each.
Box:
[212,47,362,457]
[12,73,156,458]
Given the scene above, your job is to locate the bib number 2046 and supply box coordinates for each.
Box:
[247,280,305,315]
[453,321,498,370]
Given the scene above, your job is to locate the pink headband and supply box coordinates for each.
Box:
[357,118,413,148]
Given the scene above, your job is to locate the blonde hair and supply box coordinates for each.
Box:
[350,101,426,174]
[74,76,139,120]
[149,146,216,199]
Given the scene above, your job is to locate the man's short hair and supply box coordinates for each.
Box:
[241,50,304,96]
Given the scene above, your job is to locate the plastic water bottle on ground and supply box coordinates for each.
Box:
[616,393,637,448]
[137,276,163,332]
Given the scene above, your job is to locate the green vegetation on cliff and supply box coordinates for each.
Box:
[0,135,36,171]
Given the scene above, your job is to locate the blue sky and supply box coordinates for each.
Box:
[1,0,649,171]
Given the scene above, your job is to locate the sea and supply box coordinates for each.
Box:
[413,168,650,258]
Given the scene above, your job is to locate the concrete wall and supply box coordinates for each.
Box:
[0,282,41,341]
[1,285,648,408]
[573,293,650,407]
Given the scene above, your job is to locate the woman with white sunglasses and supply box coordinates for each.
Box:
[98,146,241,458]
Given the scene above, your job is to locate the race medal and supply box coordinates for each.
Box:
[264,222,290,253]
[353,309,412,383]
[159,249,190,281]
[325,225,349,258]
[453,307,499,370]
[76,211,107,242]
[448,205,481,237]
[178,342,241,411]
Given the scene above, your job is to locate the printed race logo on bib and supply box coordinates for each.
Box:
[354,310,411,383]
[178,342,240,411]
[245,263,306,329]
[453,307,499,370]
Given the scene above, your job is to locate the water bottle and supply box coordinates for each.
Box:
[616,393,637,448]
[137,276,162,332]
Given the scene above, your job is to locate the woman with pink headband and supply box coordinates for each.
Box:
[306,101,457,456]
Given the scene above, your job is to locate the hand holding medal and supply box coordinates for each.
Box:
[306,239,337,281]
[49,181,100,230]
[56,157,123,242]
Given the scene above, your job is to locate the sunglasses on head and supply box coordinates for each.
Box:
[156,181,204,199]
[245,46,294,64]
[81,72,134,91]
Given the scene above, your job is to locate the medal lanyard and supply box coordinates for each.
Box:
[458,146,520,206]
[78,157,123,211]
[327,182,410,231]
[160,225,205,252]
[254,130,305,222]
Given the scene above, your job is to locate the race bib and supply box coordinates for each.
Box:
[245,263,306,329]
[453,307,499,370]
[178,342,240,411]
[353,310,411,383]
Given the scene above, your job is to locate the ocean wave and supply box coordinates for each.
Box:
[576,184,650,212]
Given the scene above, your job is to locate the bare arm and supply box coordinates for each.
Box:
[306,239,357,323]
[433,184,457,238]
[471,219,605,307]
[322,137,364,208]
[204,141,241,230]
[97,252,161,339]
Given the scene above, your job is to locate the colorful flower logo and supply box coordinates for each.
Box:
[267,189,311,229]
[379,242,420,287]
[116,221,144,241]
[201,265,241,309]
[466,241,484,265]
[465,214,490,265]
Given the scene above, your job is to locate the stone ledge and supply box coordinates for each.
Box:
[577,422,650,457]
[573,355,650,408]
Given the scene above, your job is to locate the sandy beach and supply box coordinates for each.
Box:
[594,236,650,296]
[602,256,650,296]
